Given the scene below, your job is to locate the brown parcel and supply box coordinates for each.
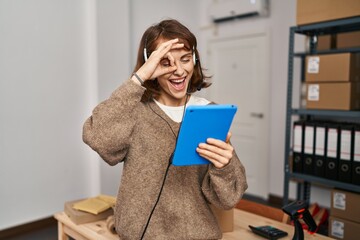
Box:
[329,216,360,240]
[296,0,360,26]
[306,82,360,110]
[306,35,334,51]
[337,31,360,49]
[315,31,360,51]
[316,34,335,51]
[305,53,360,83]
[331,189,360,223]
[64,199,113,225]
[210,205,234,233]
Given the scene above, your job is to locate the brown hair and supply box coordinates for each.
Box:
[133,19,211,99]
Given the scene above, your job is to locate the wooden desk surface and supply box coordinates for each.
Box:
[54,209,334,240]
[224,209,334,240]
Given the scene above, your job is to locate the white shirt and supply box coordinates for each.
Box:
[154,95,211,123]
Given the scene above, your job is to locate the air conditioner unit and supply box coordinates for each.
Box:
[209,0,269,23]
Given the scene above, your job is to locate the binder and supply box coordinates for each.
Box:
[313,122,326,178]
[338,123,353,183]
[352,125,360,185]
[303,122,315,175]
[293,121,304,173]
[325,123,339,180]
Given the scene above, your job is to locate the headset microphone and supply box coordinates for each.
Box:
[143,47,148,62]
[187,79,203,94]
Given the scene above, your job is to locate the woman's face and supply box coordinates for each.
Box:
[155,40,195,106]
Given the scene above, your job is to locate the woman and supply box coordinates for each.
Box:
[83,19,247,240]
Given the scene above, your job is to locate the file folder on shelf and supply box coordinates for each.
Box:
[314,122,326,178]
[352,125,360,185]
[338,123,353,183]
[303,122,315,175]
[325,123,339,180]
[293,121,304,173]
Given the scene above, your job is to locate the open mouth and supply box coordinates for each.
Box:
[169,77,186,90]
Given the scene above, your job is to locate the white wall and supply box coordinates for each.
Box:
[0,0,100,230]
[96,0,130,196]
[129,0,201,67]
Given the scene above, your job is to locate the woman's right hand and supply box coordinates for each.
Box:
[132,38,184,83]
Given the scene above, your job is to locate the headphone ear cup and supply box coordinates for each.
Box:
[193,52,196,66]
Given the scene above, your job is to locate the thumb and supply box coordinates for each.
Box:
[225,132,232,144]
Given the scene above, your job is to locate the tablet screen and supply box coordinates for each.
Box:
[172,104,237,166]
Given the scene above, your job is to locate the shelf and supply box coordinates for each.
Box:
[291,109,360,118]
[287,172,360,193]
[292,16,360,35]
[294,47,360,57]
[283,16,360,205]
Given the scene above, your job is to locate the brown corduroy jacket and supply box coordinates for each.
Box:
[83,79,248,240]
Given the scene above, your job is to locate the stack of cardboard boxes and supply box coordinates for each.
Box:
[296,0,360,25]
[329,189,360,240]
[296,1,360,239]
[305,53,360,110]
[296,0,360,110]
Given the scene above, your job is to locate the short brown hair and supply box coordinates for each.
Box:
[133,19,211,99]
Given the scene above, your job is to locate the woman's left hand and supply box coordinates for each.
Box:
[196,132,234,169]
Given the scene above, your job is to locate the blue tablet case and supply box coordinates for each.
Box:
[172,104,237,166]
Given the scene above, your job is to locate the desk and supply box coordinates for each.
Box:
[54,209,334,240]
[55,212,117,240]
[223,209,334,240]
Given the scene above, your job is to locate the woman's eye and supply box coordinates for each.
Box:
[160,60,170,67]
[181,58,191,63]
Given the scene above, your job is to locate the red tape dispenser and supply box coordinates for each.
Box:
[282,200,317,240]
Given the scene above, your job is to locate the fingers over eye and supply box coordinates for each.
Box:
[165,53,175,66]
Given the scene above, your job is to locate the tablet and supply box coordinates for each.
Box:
[172,104,237,166]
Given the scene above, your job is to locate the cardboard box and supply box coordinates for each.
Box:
[305,53,360,82]
[337,31,360,49]
[210,205,234,233]
[331,189,360,223]
[306,82,360,110]
[316,35,336,51]
[329,216,360,240]
[297,0,360,25]
[64,199,113,225]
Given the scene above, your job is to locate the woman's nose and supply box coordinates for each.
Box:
[173,62,184,76]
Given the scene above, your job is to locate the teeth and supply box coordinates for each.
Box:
[171,78,185,83]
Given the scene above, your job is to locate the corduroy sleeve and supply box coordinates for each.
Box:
[82,79,146,166]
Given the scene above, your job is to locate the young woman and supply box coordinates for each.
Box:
[83,19,247,240]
